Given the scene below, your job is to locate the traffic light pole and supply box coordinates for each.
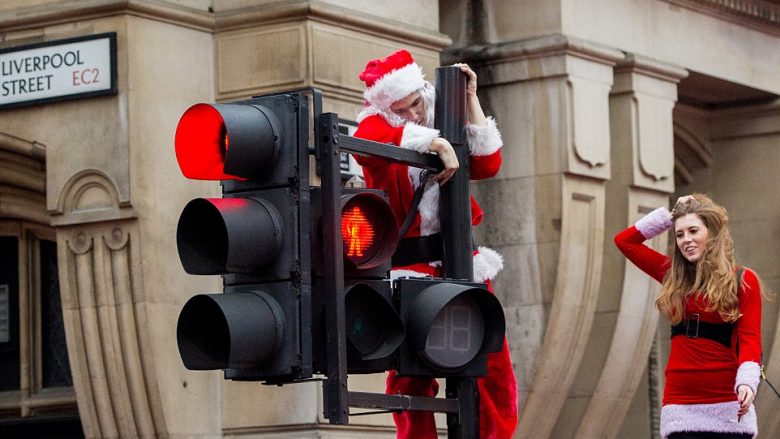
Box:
[317,113,349,424]
[435,66,480,439]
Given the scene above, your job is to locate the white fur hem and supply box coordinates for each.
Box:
[466,117,502,156]
[390,247,504,283]
[635,207,673,239]
[660,402,757,438]
[363,63,426,111]
[400,123,440,153]
[735,361,761,395]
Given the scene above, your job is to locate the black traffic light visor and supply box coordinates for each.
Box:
[345,282,404,361]
[406,282,505,371]
[177,197,283,274]
[176,291,285,370]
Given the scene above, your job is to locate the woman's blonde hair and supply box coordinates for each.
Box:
[656,194,741,324]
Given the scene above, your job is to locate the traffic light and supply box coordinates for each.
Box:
[395,278,506,377]
[311,188,404,374]
[173,92,312,382]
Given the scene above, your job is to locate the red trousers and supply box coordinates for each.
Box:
[386,339,518,439]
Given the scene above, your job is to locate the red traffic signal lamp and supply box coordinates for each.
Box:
[175,101,284,182]
[174,92,312,382]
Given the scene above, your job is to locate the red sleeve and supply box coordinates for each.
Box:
[469,149,502,180]
[613,226,670,283]
[737,268,762,364]
[352,115,404,174]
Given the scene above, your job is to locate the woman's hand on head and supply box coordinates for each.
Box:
[428,137,459,184]
[673,195,695,214]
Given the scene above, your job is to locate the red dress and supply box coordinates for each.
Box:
[354,111,518,439]
[614,210,761,437]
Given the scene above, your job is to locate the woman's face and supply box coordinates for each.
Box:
[674,213,709,263]
[390,91,426,124]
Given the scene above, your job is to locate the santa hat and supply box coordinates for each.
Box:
[359,49,426,111]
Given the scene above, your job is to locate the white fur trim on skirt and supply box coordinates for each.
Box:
[660,401,757,438]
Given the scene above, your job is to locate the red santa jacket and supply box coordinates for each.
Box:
[353,112,504,282]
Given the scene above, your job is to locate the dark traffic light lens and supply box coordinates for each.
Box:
[177,197,283,274]
[400,279,506,375]
[340,193,398,270]
[176,291,285,370]
[345,282,404,361]
[423,294,485,369]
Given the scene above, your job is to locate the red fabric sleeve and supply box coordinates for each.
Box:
[469,149,502,180]
[352,115,403,174]
[613,225,670,283]
[737,268,762,364]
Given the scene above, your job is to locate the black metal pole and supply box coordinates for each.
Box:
[317,112,349,424]
[435,66,479,439]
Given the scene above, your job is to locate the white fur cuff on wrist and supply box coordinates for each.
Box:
[634,207,673,239]
[466,117,502,156]
[735,361,761,394]
[400,123,440,153]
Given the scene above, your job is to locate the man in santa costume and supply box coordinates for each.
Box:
[353,49,519,439]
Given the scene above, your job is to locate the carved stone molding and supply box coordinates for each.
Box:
[51,169,135,227]
[611,54,687,193]
[575,193,668,439]
[0,132,48,224]
[663,0,780,36]
[58,221,165,438]
[517,176,605,439]
[445,34,623,181]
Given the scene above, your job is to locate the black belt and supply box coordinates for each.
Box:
[671,314,734,348]
[392,233,443,267]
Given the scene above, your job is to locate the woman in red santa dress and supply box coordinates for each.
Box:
[614,194,766,439]
[352,49,518,439]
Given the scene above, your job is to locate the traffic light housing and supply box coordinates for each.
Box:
[174,92,312,382]
[172,89,508,387]
[311,188,404,375]
[395,278,505,377]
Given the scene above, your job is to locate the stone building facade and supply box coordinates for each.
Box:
[0,0,778,437]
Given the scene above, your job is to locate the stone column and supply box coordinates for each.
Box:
[447,34,622,438]
[574,54,686,439]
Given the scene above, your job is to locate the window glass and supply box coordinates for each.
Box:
[0,236,20,392]
[40,239,71,388]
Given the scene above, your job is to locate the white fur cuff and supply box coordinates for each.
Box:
[400,123,440,153]
[634,207,673,239]
[466,117,502,156]
[735,361,761,395]
[474,246,504,282]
